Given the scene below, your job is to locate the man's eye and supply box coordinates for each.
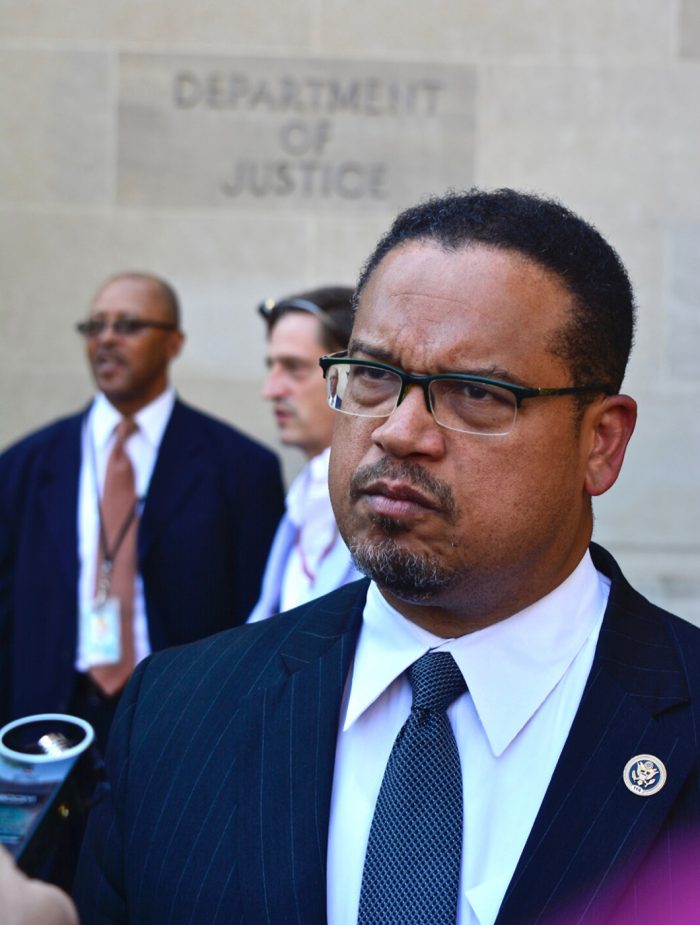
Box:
[354,365,393,382]
[285,361,314,378]
[441,380,512,406]
[463,383,492,400]
[461,382,515,407]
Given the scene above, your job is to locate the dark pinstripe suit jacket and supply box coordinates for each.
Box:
[74,544,700,924]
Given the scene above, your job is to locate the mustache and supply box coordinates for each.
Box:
[349,457,458,522]
[94,349,126,363]
[272,400,296,415]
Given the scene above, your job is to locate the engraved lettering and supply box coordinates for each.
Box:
[173,71,202,108]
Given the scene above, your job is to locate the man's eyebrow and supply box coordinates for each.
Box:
[265,354,317,367]
[347,338,395,363]
[347,338,525,384]
[90,309,138,317]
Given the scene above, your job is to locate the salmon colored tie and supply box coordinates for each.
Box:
[89,417,139,696]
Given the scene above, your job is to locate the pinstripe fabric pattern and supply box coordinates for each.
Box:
[75,546,700,925]
[74,578,368,924]
[496,545,700,925]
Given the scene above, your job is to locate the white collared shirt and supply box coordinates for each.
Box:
[327,550,609,925]
[247,446,362,623]
[279,447,354,611]
[76,388,176,670]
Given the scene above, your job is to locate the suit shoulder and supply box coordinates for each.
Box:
[261,577,371,627]
[0,411,84,470]
[131,579,369,700]
[593,545,694,623]
[593,544,700,711]
[173,400,279,463]
[645,601,700,671]
[665,607,700,655]
[129,608,306,707]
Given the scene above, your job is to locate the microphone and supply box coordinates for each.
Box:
[0,714,105,880]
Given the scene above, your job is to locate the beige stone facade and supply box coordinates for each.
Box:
[1,1,698,620]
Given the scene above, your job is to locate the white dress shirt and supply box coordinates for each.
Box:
[76,388,176,671]
[248,447,361,622]
[281,447,349,610]
[327,550,609,925]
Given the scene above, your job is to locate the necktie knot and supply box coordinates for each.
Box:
[114,417,137,448]
[408,651,466,713]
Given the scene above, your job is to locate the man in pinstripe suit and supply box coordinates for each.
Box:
[75,190,700,924]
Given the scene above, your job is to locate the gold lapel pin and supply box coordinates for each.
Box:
[623,754,667,796]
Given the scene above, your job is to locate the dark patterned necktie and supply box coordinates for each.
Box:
[358,651,467,924]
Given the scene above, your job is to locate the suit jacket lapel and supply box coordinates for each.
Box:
[138,400,205,564]
[234,580,368,924]
[36,411,84,587]
[496,545,694,925]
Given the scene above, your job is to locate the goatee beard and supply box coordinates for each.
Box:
[343,457,461,601]
[349,537,458,602]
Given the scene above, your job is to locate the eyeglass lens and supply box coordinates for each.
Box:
[76,319,171,337]
[326,363,518,436]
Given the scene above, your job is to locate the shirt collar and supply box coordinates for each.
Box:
[308,445,331,481]
[132,387,176,448]
[286,446,331,527]
[344,550,608,756]
[90,387,176,450]
[89,393,120,450]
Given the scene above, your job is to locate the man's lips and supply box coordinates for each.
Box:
[349,459,458,524]
[359,479,441,518]
[273,405,296,426]
[94,353,125,376]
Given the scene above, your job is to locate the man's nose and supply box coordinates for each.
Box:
[370,384,445,459]
[262,366,289,400]
[94,320,120,344]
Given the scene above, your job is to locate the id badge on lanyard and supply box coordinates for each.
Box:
[81,426,140,668]
[81,560,122,665]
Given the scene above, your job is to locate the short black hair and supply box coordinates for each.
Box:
[355,188,635,393]
[259,285,354,353]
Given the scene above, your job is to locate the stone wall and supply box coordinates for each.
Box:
[1,1,698,621]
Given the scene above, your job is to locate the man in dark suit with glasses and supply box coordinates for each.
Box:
[0,271,284,747]
[75,195,700,925]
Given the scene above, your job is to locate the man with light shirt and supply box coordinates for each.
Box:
[248,287,361,622]
[76,193,700,925]
[0,272,284,747]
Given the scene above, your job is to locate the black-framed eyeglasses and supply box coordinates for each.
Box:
[75,318,178,338]
[319,352,612,437]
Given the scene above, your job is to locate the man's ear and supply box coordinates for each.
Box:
[583,394,637,497]
[167,330,185,361]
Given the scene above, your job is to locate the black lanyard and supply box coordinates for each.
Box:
[89,427,142,574]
